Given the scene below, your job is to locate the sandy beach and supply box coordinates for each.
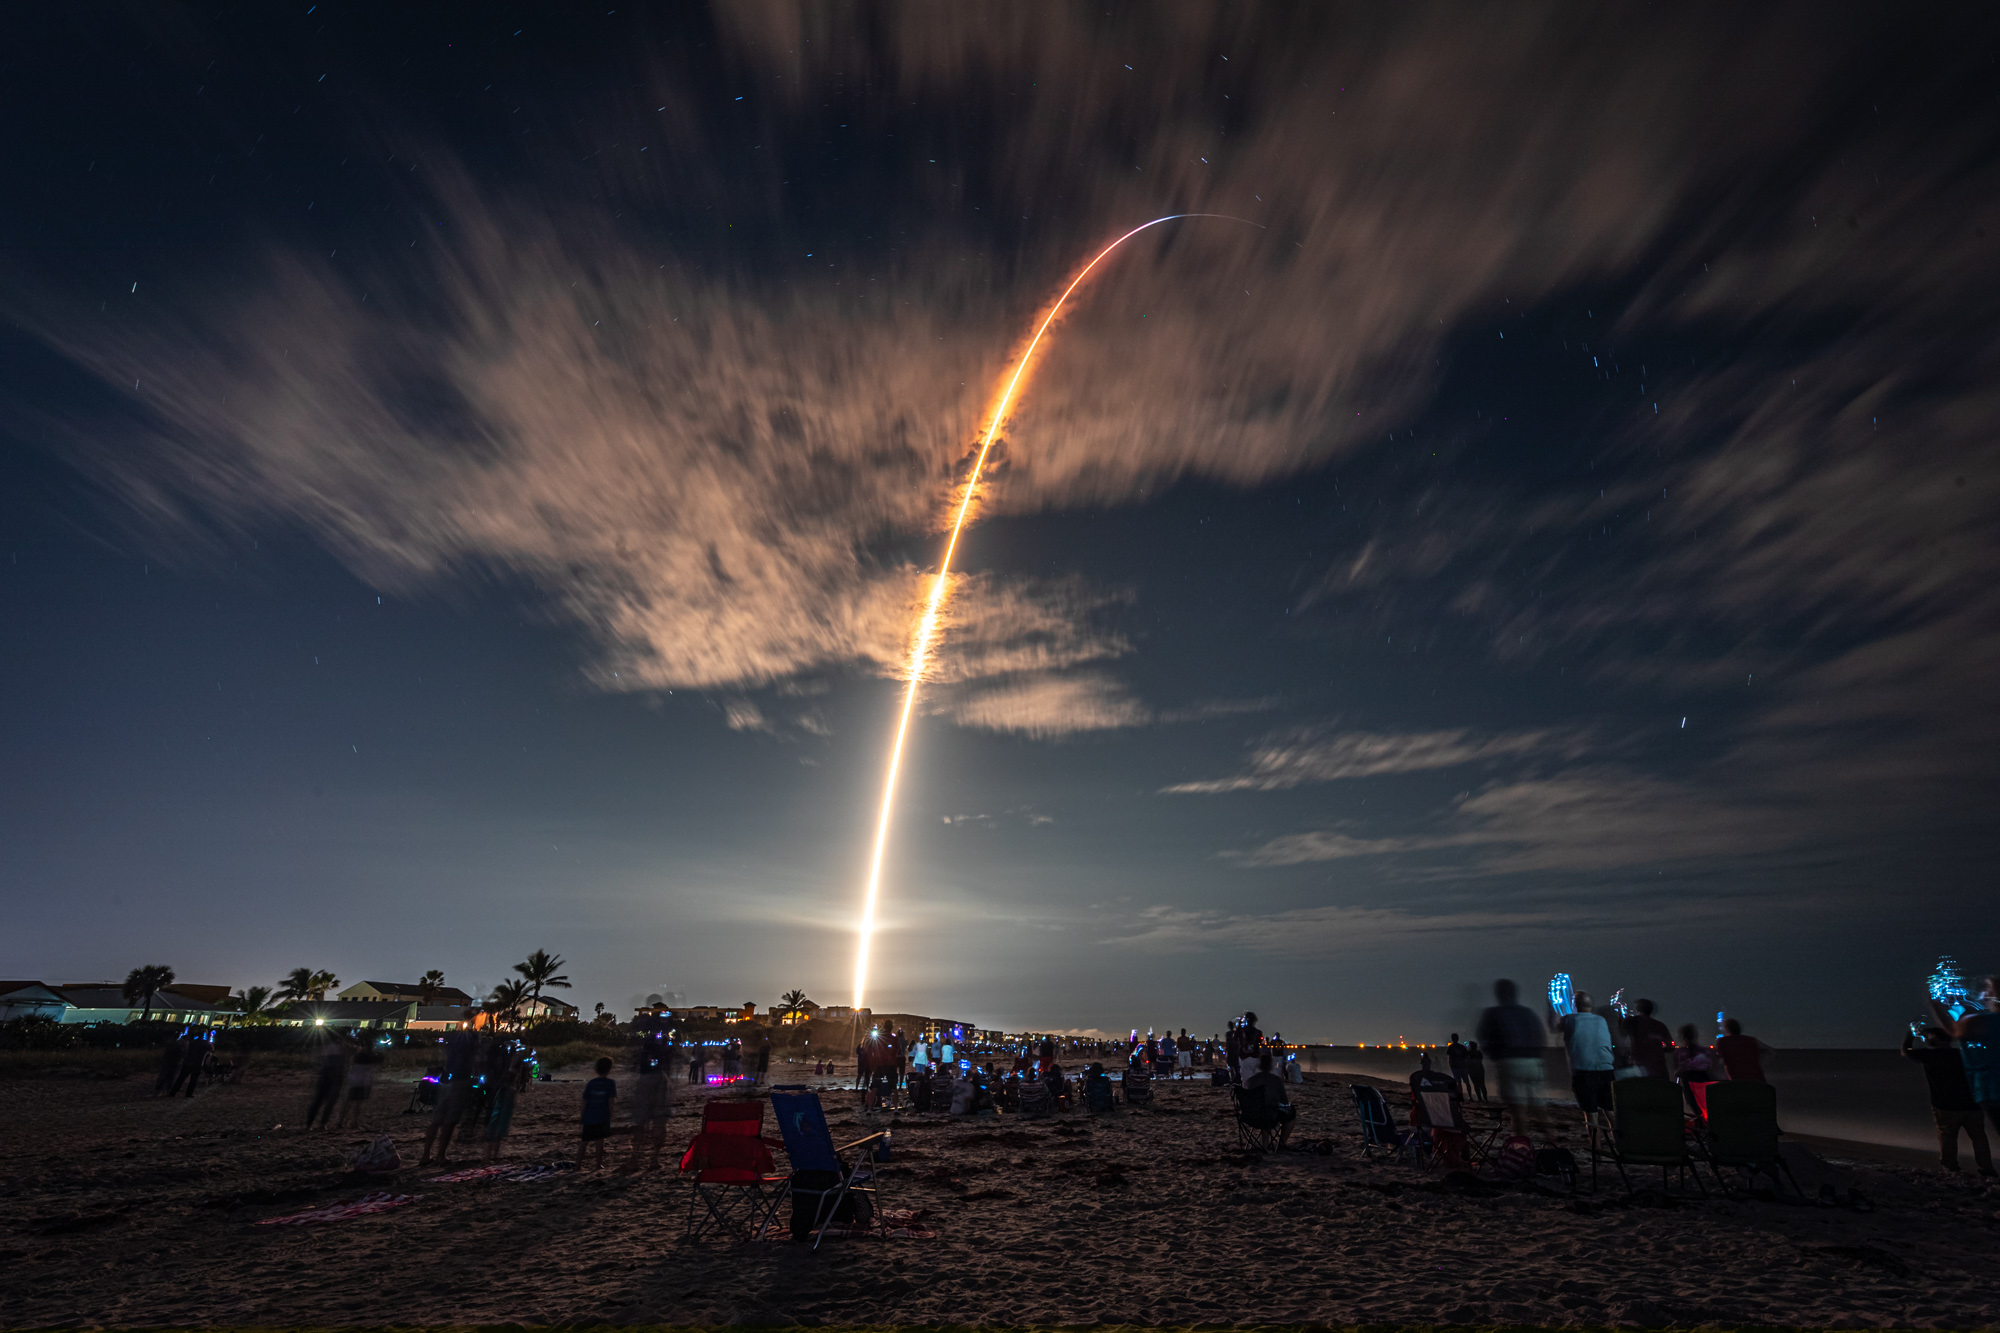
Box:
[2,1061,1996,1329]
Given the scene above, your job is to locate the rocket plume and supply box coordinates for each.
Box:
[851,214,1258,1010]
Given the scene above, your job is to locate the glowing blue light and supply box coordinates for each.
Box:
[1547,973,1575,1017]
[1929,955,1982,1022]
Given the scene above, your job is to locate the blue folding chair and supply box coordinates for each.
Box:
[1351,1083,1430,1163]
[768,1088,891,1249]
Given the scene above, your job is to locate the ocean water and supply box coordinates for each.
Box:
[1298,1045,1939,1152]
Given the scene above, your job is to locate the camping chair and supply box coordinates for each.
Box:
[1697,1080,1802,1199]
[1351,1084,1429,1164]
[1411,1083,1492,1169]
[1602,1077,1705,1196]
[1122,1066,1154,1107]
[1232,1084,1289,1153]
[679,1098,784,1243]
[1017,1078,1056,1118]
[768,1089,889,1249]
[406,1067,442,1114]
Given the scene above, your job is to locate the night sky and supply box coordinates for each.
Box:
[5,4,1997,1045]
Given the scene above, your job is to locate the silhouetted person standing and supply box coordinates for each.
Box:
[1904,1026,1993,1176]
[1476,979,1547,1138]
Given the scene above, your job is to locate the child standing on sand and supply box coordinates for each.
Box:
[580,1057,617,1169]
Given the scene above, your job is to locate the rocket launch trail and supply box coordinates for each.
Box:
[851,213,1259,1010]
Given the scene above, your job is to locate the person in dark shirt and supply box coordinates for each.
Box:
[579,1057,617,1169]
[1904,1027,1993,1175]
[1243,1053,1296,1147]
[1713,1018,1773,1083]
[1465,1040,1488,1101]
[1475,979,1547,1138]
[1621,1000,1674,1079]
[1445,1034,1469,1099]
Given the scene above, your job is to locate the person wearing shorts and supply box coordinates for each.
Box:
[627,1040,674,1169]
[335,1038,380,1130]
[419,1030,481,1168]
[1477,979,1550,1139]
[1549,992,1616,1126]
[580,1057,617,1169]
[1177,1028,1194,1076]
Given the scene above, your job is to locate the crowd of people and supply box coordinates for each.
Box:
[1439,980,1783,1141]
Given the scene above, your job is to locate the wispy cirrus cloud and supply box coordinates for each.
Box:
[24,5,1990,719]
[1163,727,1577,794]
[1225,769,1808,877]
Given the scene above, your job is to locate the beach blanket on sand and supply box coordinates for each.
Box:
[257,1192,420,1226]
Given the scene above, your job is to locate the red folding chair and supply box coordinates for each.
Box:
[679,1099,784,1242]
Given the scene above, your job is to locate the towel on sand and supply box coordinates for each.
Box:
[257,1192,420,1226]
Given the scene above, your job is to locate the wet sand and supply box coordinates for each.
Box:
[2,1064,1996,1328]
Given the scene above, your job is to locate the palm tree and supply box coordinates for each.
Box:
[308,970,339,1000]
[490,979,531,1028]
[417,970,446,1006]
[231,985,274,1025]
[276,968,317,1004]
[512,950,571,1014]
[779,989,811,1025]
[122,965,175,1021]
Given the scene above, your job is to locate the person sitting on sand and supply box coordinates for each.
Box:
[1244,1053,1297,1147]
[579,1056,617,1169]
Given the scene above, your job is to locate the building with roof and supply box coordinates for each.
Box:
[0,981,70,1022]
[338,980,476,1007]
[278,999,418,1029]
[51,984,234,1026]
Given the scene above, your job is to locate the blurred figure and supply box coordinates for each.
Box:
[1244,1052,1297,1147]
[1465,1040,1489,1102]
[1903,1025,1993,1175]
[482,1049,522,1164]
[417,1027,479,1168]
[167,1031,208,1099]
[627,1032,674,1169]
[579,1056,617,1169]
[334,1034,380,1129]
[1675,1023,1717,1114]
[1176,1028,1194,1077]
[1236,1012,1264,1085]
[1445,1033,1470,1099]
[1713,1018,1774,1082]
[155,1036,185,1096]
[1475,979,1547,1138]
[1931,975,2000,1145]
[1621,999,1674,1079]
[306,1036,350,1130]
[1548,992,1616,1128]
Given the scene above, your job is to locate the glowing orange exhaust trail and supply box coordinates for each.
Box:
[852,213,1259,1009]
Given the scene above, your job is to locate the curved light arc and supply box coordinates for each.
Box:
[851,213,1262,1009]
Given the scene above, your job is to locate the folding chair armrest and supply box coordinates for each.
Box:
[835,1130,891,1154]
